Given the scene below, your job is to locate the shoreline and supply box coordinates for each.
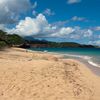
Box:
[28,48,100,76]
[0,47,100,100]
[77,58,100,76]
[14,47,100,77]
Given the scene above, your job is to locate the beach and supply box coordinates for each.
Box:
[0,47,100,100]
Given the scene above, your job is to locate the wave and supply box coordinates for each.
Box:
[88,60,99,67]
[28,49,100,68]
[63,54,91,60]
[43,50,48,52]
[63,54,100,68]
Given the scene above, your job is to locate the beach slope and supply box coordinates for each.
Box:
[0,48,100,100]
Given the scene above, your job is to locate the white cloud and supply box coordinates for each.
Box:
[32,1,37,8]
[43,9,55,16]
[94,26,100,31]
[69,27,93,39]
[67,0,81,4]
[83,29,93,37]
[72,16,86,21]
[9,14,52,36]
[0,24,6,30]
[7,14,74,37]
[6,14,93,42]
[32,2,38,16]
[52,20,68,27]
[51,27,74,37]
[0,0,31,24]
[89,40,100,46]
[32,10,37,16]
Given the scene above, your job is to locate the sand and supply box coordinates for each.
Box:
[0,47,100,100]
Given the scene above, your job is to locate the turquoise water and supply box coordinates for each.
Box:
[29,47,100,67]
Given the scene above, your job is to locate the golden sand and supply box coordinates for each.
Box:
[0,47,100,100]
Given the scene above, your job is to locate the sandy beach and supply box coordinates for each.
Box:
[0,47,100,100]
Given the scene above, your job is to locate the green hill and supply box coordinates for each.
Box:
[0,30,25,49]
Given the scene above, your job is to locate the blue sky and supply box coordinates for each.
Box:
[0,0,100,45]
[33,0,100,23]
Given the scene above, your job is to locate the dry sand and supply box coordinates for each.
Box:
[0,47,100,100]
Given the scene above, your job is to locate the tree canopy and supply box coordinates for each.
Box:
[0,30,25,49]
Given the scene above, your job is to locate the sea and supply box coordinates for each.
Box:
[29,47,100,68]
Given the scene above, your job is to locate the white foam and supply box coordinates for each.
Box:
[88,60,100,68]
[64,54,91,60]
[28,49,100,68]
[44,50,48,53]
[63,53,100,68]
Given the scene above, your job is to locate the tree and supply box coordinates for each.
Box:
[0,30,7,41]
[0,41,7,49]
[6,34,25,46]
[0,30,25,48]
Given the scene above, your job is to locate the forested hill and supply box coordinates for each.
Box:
[0,30,98,49]
[25,37,97,48]
[0,30,25,49]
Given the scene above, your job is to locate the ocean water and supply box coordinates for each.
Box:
[29,47,100,68]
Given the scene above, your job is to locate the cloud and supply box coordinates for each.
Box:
[51,27,74,37]
[7,14,93,40]
[83,29,93,37]
[67,0,81,4]
[71,16,86,21]
[32,1,38,16]
[0,0,31,24]
[7,14,73,37]
[52,20,68,27]
[0,24,6,30]
[94,26,100,31]
[7,14,75,37]
[32,1,37,8]
[69,27,93,39]
[9,14,52,36]
[43,9,55,16]
[32,10,37,16]
[88,40,100,46]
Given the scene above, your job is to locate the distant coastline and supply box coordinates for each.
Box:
[23,37,99,48]
[0,30,99,50]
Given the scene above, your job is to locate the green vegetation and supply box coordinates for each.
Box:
[0,41,7,48]
[6,34,24,46]
[0,30,25,49]
[0,30,96,49]
[26,38,95,48]
[47,42,81,48]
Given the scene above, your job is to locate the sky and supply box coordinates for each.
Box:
[0,0,100,45]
